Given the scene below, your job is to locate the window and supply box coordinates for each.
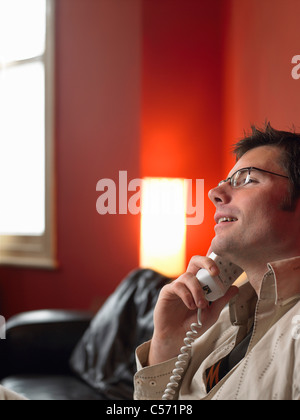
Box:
[0,0,56,268]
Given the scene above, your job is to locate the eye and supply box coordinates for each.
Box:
[247,177,258,184]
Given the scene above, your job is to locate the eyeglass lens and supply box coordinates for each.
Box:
[218,168,250,188]
[232,169,249,187]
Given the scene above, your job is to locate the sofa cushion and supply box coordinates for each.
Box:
[2,375,106,400]
[69,269,169,400]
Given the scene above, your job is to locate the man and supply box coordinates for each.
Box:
[134,123,300,400]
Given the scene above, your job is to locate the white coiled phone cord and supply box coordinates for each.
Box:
[162,308,203,400]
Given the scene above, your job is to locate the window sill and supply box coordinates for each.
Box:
[0,255,58,270]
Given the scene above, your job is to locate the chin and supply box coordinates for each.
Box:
[210,237,236,259]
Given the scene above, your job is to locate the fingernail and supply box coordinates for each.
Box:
[209,266,218,276]
[198,300,208,309]
[189,301,197,310]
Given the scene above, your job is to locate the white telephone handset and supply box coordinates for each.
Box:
[162,252,243,400]
[196,252,243,302]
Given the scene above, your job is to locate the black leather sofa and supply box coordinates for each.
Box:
[0,269,169,400]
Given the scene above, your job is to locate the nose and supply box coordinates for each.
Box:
[208,182,232,206]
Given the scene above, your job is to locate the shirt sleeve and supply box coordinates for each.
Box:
[134,340,179,400]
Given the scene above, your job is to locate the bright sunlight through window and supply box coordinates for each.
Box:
[0,0,56,267]
[0,0,46,235]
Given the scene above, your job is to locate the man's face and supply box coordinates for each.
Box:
[209,145,300,265]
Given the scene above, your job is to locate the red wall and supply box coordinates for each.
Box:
[223,0,300,174]
[3,0,297,319]
[0,0,142,318]
[141,0,226,262]
[0,0,226,319]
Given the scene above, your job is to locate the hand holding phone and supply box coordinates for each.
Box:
[149,253,241,367]
[162,252,243,400]
[196,252,243,302]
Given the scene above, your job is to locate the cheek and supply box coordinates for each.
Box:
[242,199,285,240]
[240,199,275,236]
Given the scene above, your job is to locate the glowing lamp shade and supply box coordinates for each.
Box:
[140,178,187,278]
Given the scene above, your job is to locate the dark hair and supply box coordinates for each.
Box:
[233,122,300,203]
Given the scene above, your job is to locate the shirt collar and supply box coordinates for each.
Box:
[267,256,300,305]
[230,256,300,326]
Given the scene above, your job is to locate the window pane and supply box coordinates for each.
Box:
[0,62,45,235]
[0,0,46,64]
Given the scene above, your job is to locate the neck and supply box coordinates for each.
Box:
[235,249,300,296]
[241,264,269,295]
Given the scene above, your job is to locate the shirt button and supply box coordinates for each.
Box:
[149,380,157,387]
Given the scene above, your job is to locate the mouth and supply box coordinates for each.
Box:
[217,217,238,224]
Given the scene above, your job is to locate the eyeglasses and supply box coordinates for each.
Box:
[218,167,289,189]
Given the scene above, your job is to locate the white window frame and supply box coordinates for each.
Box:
[0,0,56,269]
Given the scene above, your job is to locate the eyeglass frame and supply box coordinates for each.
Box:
[218,166,289,188]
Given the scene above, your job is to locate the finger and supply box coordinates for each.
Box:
[173,282,197,311]
[184,273,210,309]
[186,255,220,277]
[171,273,209,310]
[223,285,239,302]
[210,285,239,315]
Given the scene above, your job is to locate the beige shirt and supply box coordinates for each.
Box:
[134,257,300,400]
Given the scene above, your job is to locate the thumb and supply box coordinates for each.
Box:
[212,285,239,314]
